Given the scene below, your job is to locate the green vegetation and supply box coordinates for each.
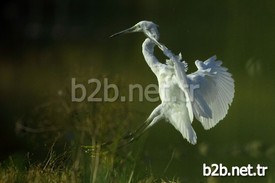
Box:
[0,72,180,182]
[1,59,274,182]
[1,1,275,182]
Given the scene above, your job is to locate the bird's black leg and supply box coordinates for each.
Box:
[117,120,150,148]
[100,120,150,149]
[82,120,151,155]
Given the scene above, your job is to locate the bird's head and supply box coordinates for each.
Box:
[133,21,159,40]
[110,21,161,47]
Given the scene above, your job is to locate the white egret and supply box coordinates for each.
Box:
[110,21,234,145]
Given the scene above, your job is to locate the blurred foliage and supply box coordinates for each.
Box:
[0,69,139,182]
[25,81,126,135]
[1,0,275,182]
[15,69,132,154]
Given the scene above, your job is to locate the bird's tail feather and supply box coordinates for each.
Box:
[182,124,197,145]
[170,120,197,145]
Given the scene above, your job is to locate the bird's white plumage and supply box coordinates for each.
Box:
[173,58,194,122]
[111,21,235,144]
[188,56,235,129]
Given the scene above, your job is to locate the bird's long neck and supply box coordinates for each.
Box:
[142,38,160,71]
[142,38,156,53]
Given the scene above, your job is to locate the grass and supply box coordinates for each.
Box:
[0,67,181,183]
[0,144,182,183]
[2,86,274,183]
[1,45,275,183]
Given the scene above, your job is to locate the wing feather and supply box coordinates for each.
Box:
[187,56,235,130]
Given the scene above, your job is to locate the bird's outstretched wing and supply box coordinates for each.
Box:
[187,56,235,129]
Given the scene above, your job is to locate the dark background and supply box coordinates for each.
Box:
[1,0,275,182]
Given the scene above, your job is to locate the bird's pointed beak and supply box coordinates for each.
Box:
[110,24,164,51]
[143,31,163,50]
[110,26,137,38]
